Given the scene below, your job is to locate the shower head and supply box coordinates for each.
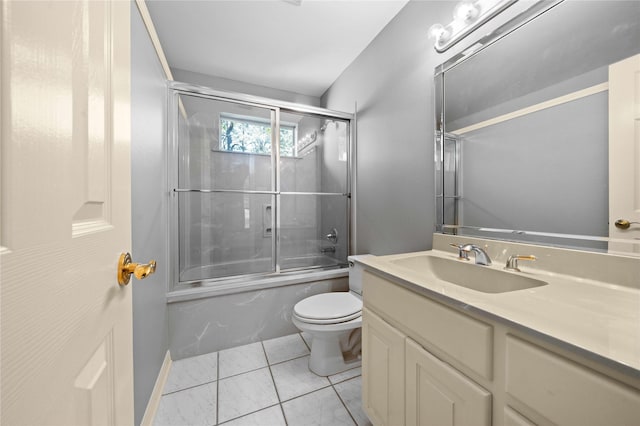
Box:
[320,120,336,133]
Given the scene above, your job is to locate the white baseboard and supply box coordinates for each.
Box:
[140,351,172,426]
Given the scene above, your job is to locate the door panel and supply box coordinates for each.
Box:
[1,1,133,424]
[609,54,640,254]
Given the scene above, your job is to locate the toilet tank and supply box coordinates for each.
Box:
[348,254,372,296]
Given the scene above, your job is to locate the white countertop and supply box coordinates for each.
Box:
[357,237,640,378]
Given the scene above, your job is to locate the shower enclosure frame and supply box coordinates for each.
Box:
[167,81,355,294]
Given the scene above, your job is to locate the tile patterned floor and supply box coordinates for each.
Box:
[154,332,371,426]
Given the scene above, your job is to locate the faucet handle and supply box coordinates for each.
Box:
[504,255,536,272]
[326,228,338,244]
[449,243,470,261]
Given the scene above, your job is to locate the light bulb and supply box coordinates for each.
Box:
[453,1,480,23]
[428,23,451,42]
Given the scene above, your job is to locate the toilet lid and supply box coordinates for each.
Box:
[294,293,362,323]
[294,310,362,325]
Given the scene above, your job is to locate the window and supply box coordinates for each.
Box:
[219,114,296,156]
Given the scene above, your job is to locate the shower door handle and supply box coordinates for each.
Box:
[263,204,272,237]
[117,252,157,286]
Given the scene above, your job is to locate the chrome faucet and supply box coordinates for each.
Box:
[463,245,492,266]
[321,246,336,254]
[449,243,491,265]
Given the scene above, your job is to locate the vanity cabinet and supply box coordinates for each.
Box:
[361,270,640,426]
[362,271,493,426]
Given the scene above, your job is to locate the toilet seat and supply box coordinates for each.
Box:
[293,292,362,325]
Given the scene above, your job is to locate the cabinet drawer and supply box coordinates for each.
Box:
[363,271,493,379]
[506,335,640,425]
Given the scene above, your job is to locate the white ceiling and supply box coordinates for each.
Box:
[145,0,409,97]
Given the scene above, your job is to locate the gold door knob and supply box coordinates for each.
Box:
[117,252,157,286]
[614,219,640,230]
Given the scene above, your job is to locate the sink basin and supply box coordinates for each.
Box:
[390,255,548,293]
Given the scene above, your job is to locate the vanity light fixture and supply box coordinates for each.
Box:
[429,0,517,53]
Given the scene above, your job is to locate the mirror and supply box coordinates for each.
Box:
[435,0,640,254]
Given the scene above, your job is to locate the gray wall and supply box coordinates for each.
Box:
[320,0,578,256]
[322,1,454,256]
[131,5,170,425]
[173,68,321,107]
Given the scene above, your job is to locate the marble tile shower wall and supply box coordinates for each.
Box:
[155,333,371,426]
[182,150,321,273]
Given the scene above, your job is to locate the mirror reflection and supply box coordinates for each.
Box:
[435,0,640,254]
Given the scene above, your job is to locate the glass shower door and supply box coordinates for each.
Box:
[175,94,277,282]
[279,113,350,270]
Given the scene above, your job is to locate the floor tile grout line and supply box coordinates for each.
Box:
[218,342,269,380]
[329,371,363,386]
[299,332,312,351]
[265,334,311,367]
[278,382,334,404]
[331,382,359,426]
[218,362,270,381]
[162,334,363,426]
[217,348,301,381]
[278,383,357,425]
[279,402,288,425]
[332,374,363,385]
[161,378,217,396]
[268,352,310,368]
[261,340,289,426]
[216,351,220,426]
[216,402,282,426]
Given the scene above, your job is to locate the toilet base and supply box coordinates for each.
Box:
[306,329,361,376]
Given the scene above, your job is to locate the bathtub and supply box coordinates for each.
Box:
[178,254,346,287]
[167,257,349,359]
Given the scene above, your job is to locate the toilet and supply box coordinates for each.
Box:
[292,255,371,376]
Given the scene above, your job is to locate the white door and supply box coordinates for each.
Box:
[609,54,640,254]
[1,1,134,424]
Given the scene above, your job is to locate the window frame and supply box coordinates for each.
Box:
[219,112,298,157]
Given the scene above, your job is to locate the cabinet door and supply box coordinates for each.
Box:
[362,308,406,426]
[504,407,537,426]
[405,338,491,426]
